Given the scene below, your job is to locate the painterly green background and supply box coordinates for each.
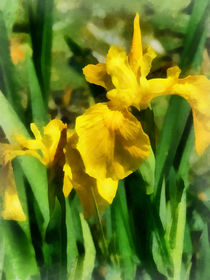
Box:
[0,0,210,279]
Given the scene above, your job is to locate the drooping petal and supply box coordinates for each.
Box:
[128,13,142,74]
[83,63,112,89]
[75,102,151,180]
[63,133,118,218]
[96,178,118,205]
[140,66,210,154]
[172,75,210,155]
[63,162,73,197]
[0,143,42,165]
[0,163,26,221]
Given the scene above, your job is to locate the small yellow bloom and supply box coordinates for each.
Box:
[0,119,67,221]
[14,119,67,167]
[83,14,210,155]
[63,132,118,217]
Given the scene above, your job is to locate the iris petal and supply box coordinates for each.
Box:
[83,63,112,89]
[63,134,118,218]
[128,13,142,74]
[140,67,210,154]
[0,162,26,221]
[75,102,150,180]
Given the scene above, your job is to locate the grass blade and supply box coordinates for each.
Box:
[65,198,78,278]
[28,0,54,106]
[79,213,96,280]
[0,12,23,119]
[1,219,40,280]
[26,54,49,127]
[112,181,137,280]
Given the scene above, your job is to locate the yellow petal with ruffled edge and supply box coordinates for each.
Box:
[63,133,118,218]
[83,63,112,89]
[14,119,67,167]
[141,45,156,78]
[106,46,137,90]
[106,46,140,108]
[0,163,26,221]
[140,66,210,154]
[42,119,67,165]
[75,102,150,180]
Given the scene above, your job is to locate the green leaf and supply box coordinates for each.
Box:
[43,197,67,280]
[151,232,173,279]
[159,179,166,229]
[138,150,155,195]
[181,223,193,279]
[65,198,78,278]
[18,156,50,230]
[165,168,189,280]
[1,220,40,280]
[79,213,96,280]
[0,91,50,229]
[180,0,210,72]
[0,12,23,118]
[194,224,210,280]
[154,96,190,206]
[177,126,194,179]
[112,182,137,280]
[13,159,31,241]
[169,183,187,280]
[26,54,48,127]
[0,235,5,280]
[0,90,28,140]
[125,173,172,278]
[0,0,19,34]
[28,0,54,105]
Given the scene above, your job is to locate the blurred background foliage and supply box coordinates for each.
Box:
[0,0,210,279]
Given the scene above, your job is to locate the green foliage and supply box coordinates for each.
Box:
[0,0,210,279]
[0,12,23,119]
[26,55,49,127]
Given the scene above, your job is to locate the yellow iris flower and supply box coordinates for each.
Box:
[0,119,67,221]
[80,13,210,186]
[1,14,210,220]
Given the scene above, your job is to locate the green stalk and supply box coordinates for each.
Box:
[91,187,109,259]
[169,189,186,280]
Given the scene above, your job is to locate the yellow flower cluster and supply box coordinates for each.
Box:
[1,14,210,221]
